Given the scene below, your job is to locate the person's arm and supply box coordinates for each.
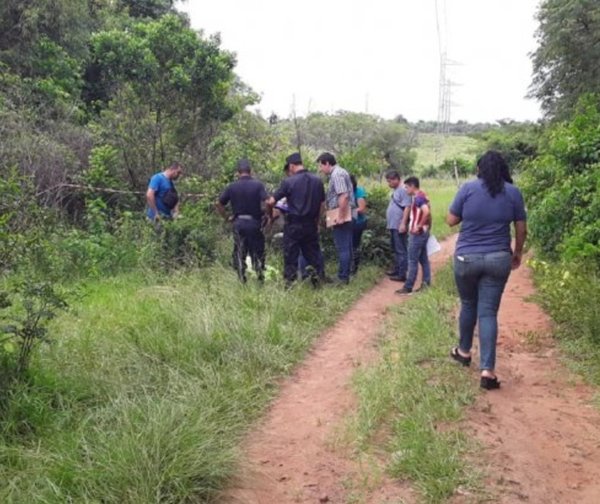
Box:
[337,192,349,216]
[512,220,527,269]
[146,188,159,221]
[216,187,231,221]
[415,204,430,233]
[357,196,367,215]
[446,213,461,226]
[399,205,410,233]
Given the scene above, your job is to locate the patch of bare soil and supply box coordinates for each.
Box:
[465,262,600,503]
[219,236,457,504]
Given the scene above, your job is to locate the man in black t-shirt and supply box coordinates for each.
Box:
[268,152,326,285]
[216,159,269,283]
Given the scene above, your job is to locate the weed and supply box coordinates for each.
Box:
[345,264,480,503]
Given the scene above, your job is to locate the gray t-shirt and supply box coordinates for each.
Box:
[449,178,527,255]
[386,186,412,229]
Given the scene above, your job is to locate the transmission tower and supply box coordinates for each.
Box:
[434,0,456,163]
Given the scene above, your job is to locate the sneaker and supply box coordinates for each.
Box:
[385,270,398,276]
[415,283,430,292]
[389,275,407,282]
[395,286,413,295]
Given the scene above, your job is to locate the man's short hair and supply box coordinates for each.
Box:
[168,161,183,170]
[236,158,252,174]
[316,152,337,166]
[286,152,303,166]
[404,176,420,188]
[385,170,401,180]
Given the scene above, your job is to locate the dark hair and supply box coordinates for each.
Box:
[316,152,336,166]
[236,158,252,174]
[477,150,512,197]
[168,161,183,170]
[385,170,400,180]
[350,174,357,191]
[404,176,420,188]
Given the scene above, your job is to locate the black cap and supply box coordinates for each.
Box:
[285,152,303,166]
[236,158,251,172]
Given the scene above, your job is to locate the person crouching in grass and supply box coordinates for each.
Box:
[396,177,431,295]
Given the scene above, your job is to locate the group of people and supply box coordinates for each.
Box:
[217,152,370,286]
[146,149,528,391]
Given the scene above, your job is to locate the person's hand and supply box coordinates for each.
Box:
[399,223,407,234]
[511,252,522,270]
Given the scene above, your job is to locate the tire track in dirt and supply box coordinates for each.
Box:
[464,261,600,504]
[219,235,457,504]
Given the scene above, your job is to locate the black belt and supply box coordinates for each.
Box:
[287,214,316,223]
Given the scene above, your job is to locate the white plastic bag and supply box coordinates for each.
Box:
[427,234,441,256]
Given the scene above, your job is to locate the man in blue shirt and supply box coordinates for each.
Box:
[385,170,412,282]
[146,162,183,221]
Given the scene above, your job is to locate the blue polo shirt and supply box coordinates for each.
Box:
[449,178,527,255]
[146,172,175,219]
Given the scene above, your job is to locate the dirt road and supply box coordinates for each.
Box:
[220,240,600,503]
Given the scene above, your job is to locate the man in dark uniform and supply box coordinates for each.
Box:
[267,152,325,285]
[216,159,269,283]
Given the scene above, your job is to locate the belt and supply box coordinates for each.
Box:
[236,214,256,221]
[287,214,316,223]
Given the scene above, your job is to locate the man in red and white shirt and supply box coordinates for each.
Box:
[396,176,432,295]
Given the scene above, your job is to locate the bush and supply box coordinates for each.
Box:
[521,95,600,266]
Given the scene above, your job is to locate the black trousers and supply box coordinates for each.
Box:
[233,219,265,281]
[283,219,321,282]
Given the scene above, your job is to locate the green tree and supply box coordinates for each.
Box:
[88,14,240,183]
[530,0,600,119]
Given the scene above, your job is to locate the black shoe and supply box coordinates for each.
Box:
[450,347,471,367]
[480,376,501,390]
[395,286,412,295]
[385,270,398,276]
[389,275,407,282]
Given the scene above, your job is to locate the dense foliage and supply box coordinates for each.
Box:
[531,0,600,119]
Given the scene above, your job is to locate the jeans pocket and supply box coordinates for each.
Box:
[484,252,512,279]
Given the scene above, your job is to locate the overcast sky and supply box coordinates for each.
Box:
[179,0,542,123]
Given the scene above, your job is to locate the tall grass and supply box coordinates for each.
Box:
[0,265,379,503]
[346,265,479,503]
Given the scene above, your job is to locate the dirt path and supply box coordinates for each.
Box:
[219,235,457,504]
[221,241,600,504]
[466,259,600,503]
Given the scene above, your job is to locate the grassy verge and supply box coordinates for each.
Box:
[344,263,479,503]
[529,259,600,387]
[0,264,380,503]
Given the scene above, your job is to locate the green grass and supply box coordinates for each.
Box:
[414,133,483,170]
[0,264,380,503]
[423,179,459,241]
[345,264,480,503]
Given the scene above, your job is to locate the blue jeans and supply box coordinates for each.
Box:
[389,229,408,277]
[332,222,354,281]
[453,251,512,371]
[405,231,431,290]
